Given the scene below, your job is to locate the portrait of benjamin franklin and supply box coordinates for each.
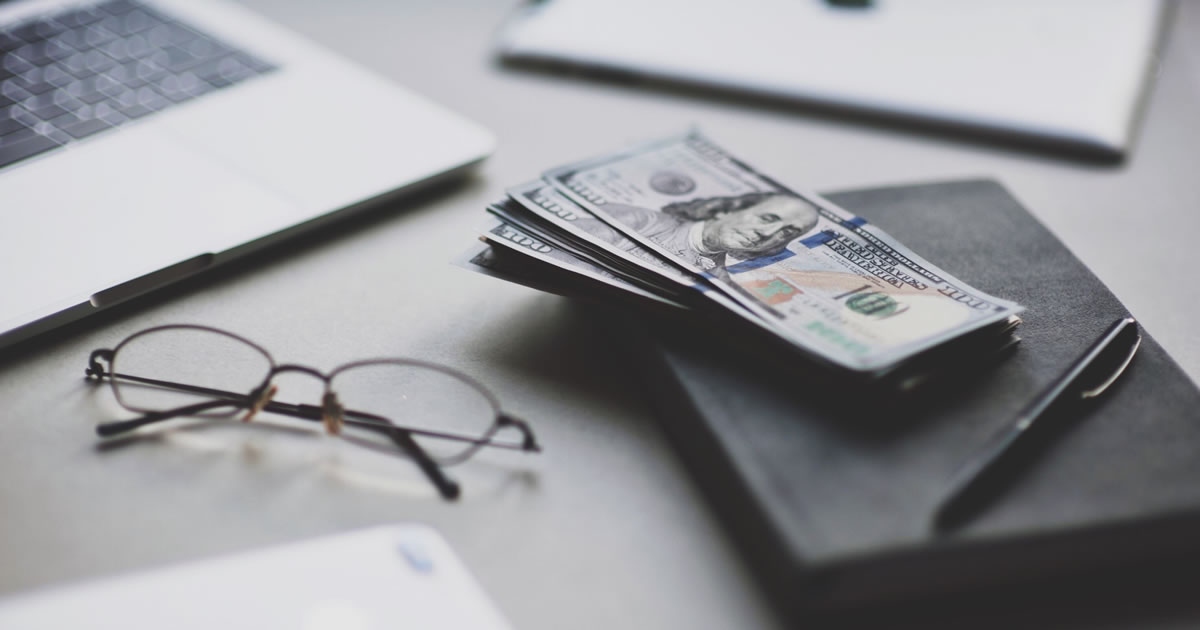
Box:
[583,192,820,275]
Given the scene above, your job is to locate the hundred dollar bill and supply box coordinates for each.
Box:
[506,181,700,289]
[544,132,1024,372]
[456,235,690,315]
[486,199,685,300]
[454,240,583,300]
[504,180,796,340]
[479,214,684,308]
[485,200,695,302]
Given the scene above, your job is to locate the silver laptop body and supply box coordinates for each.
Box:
[0,0,494,350]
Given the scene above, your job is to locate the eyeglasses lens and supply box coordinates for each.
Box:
[331,363,496,461]
[111,327,272,416]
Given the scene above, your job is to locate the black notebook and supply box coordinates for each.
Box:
[615,179,1200,613]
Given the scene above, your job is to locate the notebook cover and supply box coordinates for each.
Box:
[617,179,1200,612]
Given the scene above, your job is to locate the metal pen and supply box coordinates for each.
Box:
[933,316,1142,533]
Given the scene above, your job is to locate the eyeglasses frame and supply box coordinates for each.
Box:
[85,324,540,501]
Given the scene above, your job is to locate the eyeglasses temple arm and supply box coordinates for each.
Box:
[95,398,247,436]
[255,403,459,500]
[498,413,541,452]
[90,368,250,402]
[388,428,460,501]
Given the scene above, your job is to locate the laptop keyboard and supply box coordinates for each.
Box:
[0,0,276,171]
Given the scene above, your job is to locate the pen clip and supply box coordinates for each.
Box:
[932,316,1142,534]
[1078,318,1142,399]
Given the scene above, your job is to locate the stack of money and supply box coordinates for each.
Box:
[456,132,1023,390]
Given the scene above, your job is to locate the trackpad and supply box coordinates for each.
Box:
[0,125,297,327]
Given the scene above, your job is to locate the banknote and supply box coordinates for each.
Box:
[485,199,689,301]
[479,214,684,308]
[457,238,1022,392]
[455,239,686,313]
[506,181,700,289]
[544,132,1024,372]
[500,180,796,339]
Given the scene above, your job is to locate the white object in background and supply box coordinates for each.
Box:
[0,525,513,630]
[499,0,1165,158]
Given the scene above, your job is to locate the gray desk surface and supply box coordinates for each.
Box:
[2,2,1199,629]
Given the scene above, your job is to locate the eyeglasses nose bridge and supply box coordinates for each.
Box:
[321,390,345,435]
[242,384,278,423]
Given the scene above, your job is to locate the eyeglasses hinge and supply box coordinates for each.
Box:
[85,349,114,380]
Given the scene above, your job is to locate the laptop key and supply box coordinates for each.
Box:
[123,11,155,35]
[94,74,123,97]
[0,132,57,169]
[0,112,28,135]
[107,88,149,118]
[83,25,117,49]
[54,28,87,51]
[75,85,109,104]
[48,110,81,128]
[192,55,256,86]
[52,91,85,113]
[100,11,153,38]
[91,102,124,125]
[29,101,68,121]
[60,116,112,140]
[56,8,108,29]
[1,81,32,103]
[84,49,116,73]
[23,93,71,120]
[13,43,50,66]
[124,33,151,59]
[61,52,91,78]
[100,38,133,63]
[11,71,55,95]
[151,76,186,102]
[19,40,73,65]
[144,23,186,49]
[44,66,73,87]
[115,102,154,119]
[11,20,66,43]
[131,85,162,107]
[103,0,142,17]
[128,59,164,83]
[157,45,198,71]
[3,53,34,75]
[0,32,23,53]
[1,125,38,147]
[8,24,35,43]
[4,104,36,127]
[183,37,230,62]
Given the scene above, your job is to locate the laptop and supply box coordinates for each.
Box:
[0,0,494,350]
[498,0,1166,158]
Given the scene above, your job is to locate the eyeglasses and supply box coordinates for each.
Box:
[85,324,540,500]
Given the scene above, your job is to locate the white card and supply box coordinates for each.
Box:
[0,525,512,630]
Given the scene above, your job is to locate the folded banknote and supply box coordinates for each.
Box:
[456,131,1023,380]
